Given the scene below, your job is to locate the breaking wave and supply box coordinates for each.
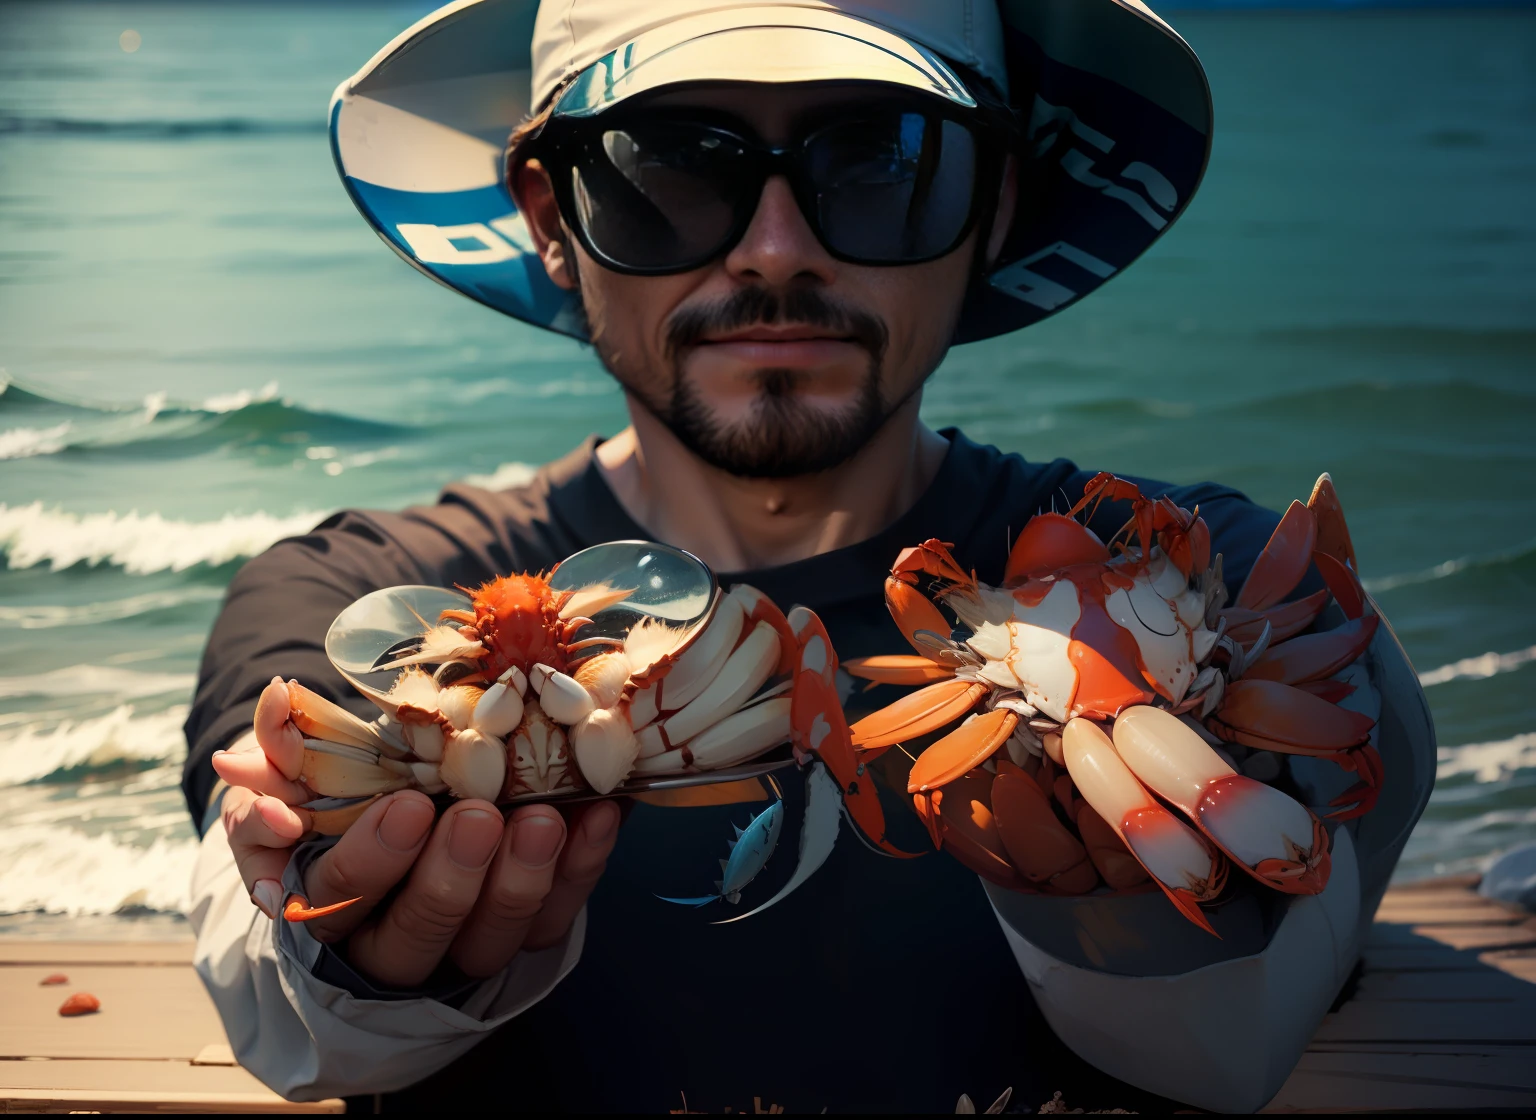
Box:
[0,586,226,629]
[0,378,403,460]
[0,824,196,916]
[463,461,538,491]
[0,504,323,574]
[0,705,188,787]
[1437,733,1536,784]
[1419,644,1536,688]
[1364,537,1536,594]
[0,666,195,702]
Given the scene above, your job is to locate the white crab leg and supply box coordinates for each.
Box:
[570,708,640,794]
[286,681,403,757]
[1061,717,1225,932]
[530,664,596,725]
[635,621,779,754]
[1112,705,1330,895]
[300,739,412,798]
[439,728,506,802]
[629,591,746,727]
[472,667,527,738]
[634,696,792,776]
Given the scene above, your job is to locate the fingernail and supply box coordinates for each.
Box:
[251,879,283,920]
[377,797,434,853]
[583,800,620,847]
[512,815,564,868]
[448,809,502,868]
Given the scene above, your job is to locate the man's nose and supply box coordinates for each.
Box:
[722,176,838,288]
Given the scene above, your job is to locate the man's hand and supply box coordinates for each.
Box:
[214,678,620,987]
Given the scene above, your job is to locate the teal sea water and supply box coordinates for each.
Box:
[1,3,1533,935]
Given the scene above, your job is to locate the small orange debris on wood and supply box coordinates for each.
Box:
[58,992,101,1017]
[39,972,68,986]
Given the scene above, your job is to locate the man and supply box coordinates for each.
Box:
[184,0,1296,1110]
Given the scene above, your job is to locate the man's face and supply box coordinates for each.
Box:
[519,84,1002,479]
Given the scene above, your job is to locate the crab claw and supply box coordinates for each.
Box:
[990,761,1099,893]
[283,893,362,922]
[787,606,918,858]
[912,775,1031,891]
[1062,717,1227,935]
[1307,473,1358,572]
[907,708,1019,793]
[848,677,989,753]
[1236,501,1318,613]
[842,654,958,687]
[1112,706,1330,895]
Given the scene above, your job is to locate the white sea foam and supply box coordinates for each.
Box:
[1437,733,1536,783]
[201,380,278,413]
[1365,538,1536,593]
[1419,643,1536,688]
[0,823,196,915]
[464,461,538,490]
[0,422,72,460]
[0,503,323,574]
[0,704,188,786]
[0,666,195,701]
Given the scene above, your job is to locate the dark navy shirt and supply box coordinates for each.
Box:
[183,431,1283,1113]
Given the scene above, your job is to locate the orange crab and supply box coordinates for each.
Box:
[841,473,1380,934]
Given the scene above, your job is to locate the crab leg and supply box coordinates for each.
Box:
[990,761,1099,893]
[1235,501,1318,612]
[1245,615,1378,685]
[283,893,363,923]
[1307,473,1358,571]
[1208,679,1376,754]
[627,591,743,724]
[300,740,412,798]
[1312,551,1367,621]
[1061,717,1226,935]
[843,654,959,687]
[906,708,1019,793]
[786,606,917,857]
[1111,706,1330,895]
[1075,804,1149,889]
[886,578,957,661]
[287,681,401,756]
[729,584,798,675]
[912,773,1030,890]
[849,678,989,752]
[1219,588,1330,645]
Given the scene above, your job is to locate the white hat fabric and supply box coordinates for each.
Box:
[329,0,1212,342]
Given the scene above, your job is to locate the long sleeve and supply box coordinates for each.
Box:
[186,816,584,1100]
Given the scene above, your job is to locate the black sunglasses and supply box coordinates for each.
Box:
[533,100,1003,275]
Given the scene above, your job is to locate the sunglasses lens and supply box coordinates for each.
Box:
[569,123,749,270]
[807,113,977,262]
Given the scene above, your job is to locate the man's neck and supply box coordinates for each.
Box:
[594,396,948,572]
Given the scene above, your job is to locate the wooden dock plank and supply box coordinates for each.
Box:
[1264,1049,1536,1113]
[0,966,227,1061]
[0,1060,341,1114]
[1354,968,1536,1002]
[0,942,192,966]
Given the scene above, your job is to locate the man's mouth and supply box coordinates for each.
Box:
[695,322,861,368]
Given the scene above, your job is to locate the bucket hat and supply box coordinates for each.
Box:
[330,0,1213,343]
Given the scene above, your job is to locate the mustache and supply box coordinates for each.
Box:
[665,287,888,364]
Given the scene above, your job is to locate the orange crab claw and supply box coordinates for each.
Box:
[786,607,919,858]
[283,894,362,922]
[1209,679,1376,754]
[891,539,974,589]
[1296,679,1357,704]
[885,578,957,662]
[1308,473,1358,571]
[843,654,958,687]
[1329,745,1385,820]
[907,708,1020,793]
[914,778,1032,891]
[1003,512,1109,585]
[1245,615,1379,685]
[991,764,1099,893]
[1312,551,1367,622]
[848,678,989,752]
[1236,501,1318,613]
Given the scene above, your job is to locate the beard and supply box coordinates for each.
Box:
[595,286,894,480]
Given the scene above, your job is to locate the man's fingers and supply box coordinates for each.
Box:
[223,788,311,916]
[254,676,305,782]
[347,800,505,989]
[524,798,620,951]
[212,735,308,804]
[298,790,436,943]
[450,806,568,978]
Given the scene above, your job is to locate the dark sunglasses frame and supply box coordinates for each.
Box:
[529,98,1009,276]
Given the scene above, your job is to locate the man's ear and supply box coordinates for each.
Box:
[510,158,577,291]
[985,154,1019,269]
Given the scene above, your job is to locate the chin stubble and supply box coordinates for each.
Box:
[596,286,897,481]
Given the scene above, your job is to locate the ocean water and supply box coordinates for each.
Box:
[0,3,1532,936]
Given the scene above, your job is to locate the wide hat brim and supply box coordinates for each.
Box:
[330,0,1212,344]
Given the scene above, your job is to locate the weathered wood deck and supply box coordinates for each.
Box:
[1,875,1532,1113]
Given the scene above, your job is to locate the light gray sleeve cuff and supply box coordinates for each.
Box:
[187,817,584,1102]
